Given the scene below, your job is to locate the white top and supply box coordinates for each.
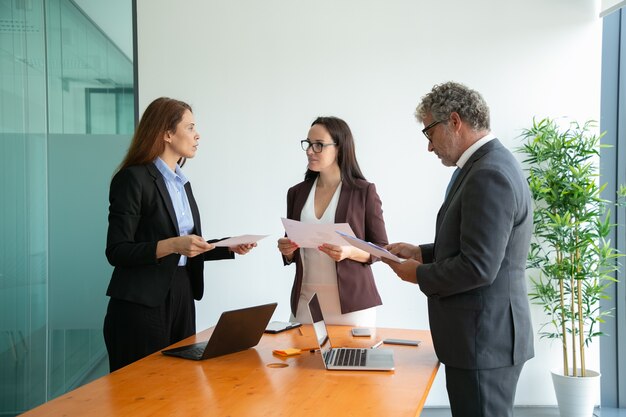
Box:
[293,177,377,326]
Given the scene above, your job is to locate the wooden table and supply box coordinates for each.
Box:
[21,326,439,416]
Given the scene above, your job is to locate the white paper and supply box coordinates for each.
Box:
[281,218,355,249]
[213,234,269,247]
[336,231,404,263]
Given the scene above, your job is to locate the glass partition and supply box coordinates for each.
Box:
[0,0,134,414]
[0,0,49,412]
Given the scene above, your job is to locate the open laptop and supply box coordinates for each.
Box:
[308,293,394,371]
[161,302,277,360]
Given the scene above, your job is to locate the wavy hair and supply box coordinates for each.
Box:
[415,82,490,131]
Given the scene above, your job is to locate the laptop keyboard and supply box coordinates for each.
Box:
[326,348,367,367]
[186,346,205,358]
[163,342,208,360]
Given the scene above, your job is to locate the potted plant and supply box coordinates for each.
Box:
[518,117,623,417]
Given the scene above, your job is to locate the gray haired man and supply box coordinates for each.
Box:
[384,82,534,417]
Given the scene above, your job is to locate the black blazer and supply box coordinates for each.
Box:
[105,163,233,307]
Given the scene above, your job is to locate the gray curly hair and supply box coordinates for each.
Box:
[415,82,490,131]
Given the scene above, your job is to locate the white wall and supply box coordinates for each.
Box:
[137,0,603,407]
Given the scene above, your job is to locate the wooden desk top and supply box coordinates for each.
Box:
[21,326,439,416]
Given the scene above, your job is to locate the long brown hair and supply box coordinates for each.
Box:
[118,97,192,171]
[304,116,366,187]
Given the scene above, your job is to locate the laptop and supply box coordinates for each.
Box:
[307,293,394,371]
[161,302,277,360]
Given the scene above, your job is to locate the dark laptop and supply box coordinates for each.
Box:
[161,302,277,360]
[308,293,394,371]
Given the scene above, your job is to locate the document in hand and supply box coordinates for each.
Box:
[336,231,403,262]
[212,235,269,247]
[281,218,355,249]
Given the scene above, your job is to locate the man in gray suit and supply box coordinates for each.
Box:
[383,82,534,417]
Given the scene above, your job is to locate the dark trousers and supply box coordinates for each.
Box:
[445,362,525,417]
[103,266,195,372]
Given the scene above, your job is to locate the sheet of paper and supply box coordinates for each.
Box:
[213,234,269,247]
[336,231,404,263]
[281,218,355,249]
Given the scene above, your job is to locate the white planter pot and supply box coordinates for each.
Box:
[551,368,601,417]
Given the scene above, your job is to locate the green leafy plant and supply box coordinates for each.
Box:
[519,117,623,377]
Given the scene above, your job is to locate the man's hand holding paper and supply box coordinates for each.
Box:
[382,242,423,284]
[386,242,423,263]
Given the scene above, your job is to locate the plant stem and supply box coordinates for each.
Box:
[559,274,568,375]
[578,278,585,377]
[570,270,577,377]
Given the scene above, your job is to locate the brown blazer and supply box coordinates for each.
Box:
[284,178,388,316]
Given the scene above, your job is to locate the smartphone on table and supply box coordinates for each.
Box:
[351,328,372,337]
[264,321,302,334]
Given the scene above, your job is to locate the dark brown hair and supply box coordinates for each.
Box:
[304,116,366,187]
[118,97,192,171]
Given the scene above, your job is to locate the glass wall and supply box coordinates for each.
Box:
[600,7,626,408]
[0,0,134,414]
[0,1,48,412]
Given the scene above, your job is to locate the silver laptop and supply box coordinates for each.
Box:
[161,302,277,360]
[307,293,394,371]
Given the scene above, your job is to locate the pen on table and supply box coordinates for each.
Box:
[371,340,383,349]
[298,327,304,335]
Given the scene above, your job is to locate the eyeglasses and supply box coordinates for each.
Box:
[422,120,443,141]
[301,139,337,153]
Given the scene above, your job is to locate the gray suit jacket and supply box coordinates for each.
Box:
[418,139,534,370]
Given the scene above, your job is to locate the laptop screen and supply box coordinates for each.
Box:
[308,293,332,356]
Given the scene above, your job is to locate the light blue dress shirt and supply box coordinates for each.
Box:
[154,158,195,266]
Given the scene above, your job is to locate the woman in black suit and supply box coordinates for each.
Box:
[103,97,254,372]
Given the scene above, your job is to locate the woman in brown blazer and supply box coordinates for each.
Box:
[277,116,388,326]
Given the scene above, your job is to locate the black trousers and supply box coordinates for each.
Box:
[103,266,195,372]
[445,362,525,417]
